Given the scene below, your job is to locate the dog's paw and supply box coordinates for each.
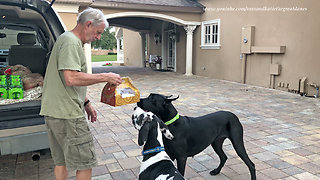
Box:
[209,169,220,176]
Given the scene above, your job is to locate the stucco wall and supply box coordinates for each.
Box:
[123,29,143,67]
[54,12,77,30]
[195,0,320,95]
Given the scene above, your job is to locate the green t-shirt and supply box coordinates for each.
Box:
[40,31,87,119]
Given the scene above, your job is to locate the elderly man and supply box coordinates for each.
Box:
[40,8,122,180]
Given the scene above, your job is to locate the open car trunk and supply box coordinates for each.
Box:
[0,0,65,155]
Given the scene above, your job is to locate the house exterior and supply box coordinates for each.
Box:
[52,0,320,96]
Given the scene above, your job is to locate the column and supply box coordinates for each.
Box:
[116,37,120,62]
[84,43,92,74]
[139,32,146,67]
[184,25,196,76]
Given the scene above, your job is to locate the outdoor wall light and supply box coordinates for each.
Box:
[169,32,176,40]
[169,31,179,42]
[154,33,161,44]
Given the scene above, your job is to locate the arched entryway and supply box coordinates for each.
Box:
[104,12,200,75]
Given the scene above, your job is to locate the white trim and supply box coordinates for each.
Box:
[200,45,221,49]
[201,19,221,50]
[115,28,123,38]
[174,37,177,72]
[105,12,201,26]
[166,29,177,72]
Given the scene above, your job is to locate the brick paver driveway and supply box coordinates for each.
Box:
[1,66,320,180]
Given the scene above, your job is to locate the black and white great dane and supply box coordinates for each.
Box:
[137,93,256,180]
[132,106,185,180]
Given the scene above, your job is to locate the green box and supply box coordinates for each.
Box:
[0,87,8,99]
[8,88,23,99]
[9,75,23,88]
[0,75,7,87]
[0,75,24,99]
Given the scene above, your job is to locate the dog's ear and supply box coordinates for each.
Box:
[138,122,151,146]
[155,116,168,129]
[144,113,153,122]
[165,95,179,103]
[154,115,174,140]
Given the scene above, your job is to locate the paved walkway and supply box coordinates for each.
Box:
[1,66,320,180]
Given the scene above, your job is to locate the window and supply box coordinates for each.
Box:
[201,19,221,49]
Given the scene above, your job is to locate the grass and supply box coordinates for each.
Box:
[92,55,117,62]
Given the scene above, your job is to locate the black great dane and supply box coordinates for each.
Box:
[137,93,256,180]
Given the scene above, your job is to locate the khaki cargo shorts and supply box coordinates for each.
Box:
[45,116,97,171]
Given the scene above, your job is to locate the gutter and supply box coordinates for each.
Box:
[50,0,93,6]
[90,1,205,14]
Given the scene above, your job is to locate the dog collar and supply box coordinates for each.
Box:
[165,113,179,126]
[142,146,165,155]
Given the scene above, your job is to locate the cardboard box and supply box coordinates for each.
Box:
[100,77,140,106]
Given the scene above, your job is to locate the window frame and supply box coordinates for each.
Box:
[200,19,221,49]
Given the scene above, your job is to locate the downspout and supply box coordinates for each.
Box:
[270,74,276,89]
[270,54,274,89]
[241,53,247,84]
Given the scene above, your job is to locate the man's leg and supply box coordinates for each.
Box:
[76,169,92,180]
[55,165,68,180]
[45,117,68,180]
[66,118,97,180]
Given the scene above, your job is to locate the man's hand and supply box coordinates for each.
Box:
[105,72,122,86]
[85,103,97,123]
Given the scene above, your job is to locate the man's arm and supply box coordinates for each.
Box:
[64,70,122,123]
[63,70,122,86]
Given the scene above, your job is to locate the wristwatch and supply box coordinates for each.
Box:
[84,99,90,106]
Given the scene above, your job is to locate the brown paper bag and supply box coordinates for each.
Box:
[100,77,140,106]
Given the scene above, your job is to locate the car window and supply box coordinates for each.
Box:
[0,0,64,70]
[0,29,39,49]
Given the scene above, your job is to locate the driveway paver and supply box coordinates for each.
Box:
[1,66,320,180]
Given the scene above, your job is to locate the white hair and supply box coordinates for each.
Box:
[77,8,109,28]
